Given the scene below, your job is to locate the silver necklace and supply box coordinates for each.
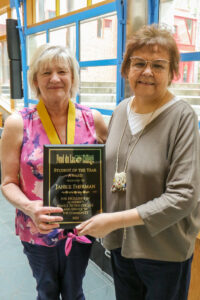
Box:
[111,99,158,193]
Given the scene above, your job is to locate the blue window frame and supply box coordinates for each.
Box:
[13,0,200,119]
[148,0,159,24]
[13,0,127,116]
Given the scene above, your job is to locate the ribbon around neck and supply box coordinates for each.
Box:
[65,229,92,256]
[37,100,88,255]
[36,98,76,144]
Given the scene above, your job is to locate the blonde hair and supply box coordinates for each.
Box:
[121,24,180,85]
[28,44,79,98]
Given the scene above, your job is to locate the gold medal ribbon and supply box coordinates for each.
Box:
[36,98,76,144]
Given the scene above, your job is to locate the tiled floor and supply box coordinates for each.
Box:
[0,190,115,300]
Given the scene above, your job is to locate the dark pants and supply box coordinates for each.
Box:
[22,238,93,300]
[111,248,193,300]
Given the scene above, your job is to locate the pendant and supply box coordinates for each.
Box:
[111,172,126,192]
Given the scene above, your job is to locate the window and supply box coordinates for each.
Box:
[160,0,200,53]
[27,32,46,65]
[159,0,200,83]
[0,13,7,36]
[49,25,76,55]
[80,14,117,61]
[59,0,87,15]
[92,0,106,4]
[160,0,200,119]
[27,32,46,99]
[35,0,56,22]
[11,6,22,20]
[80,65,116,111]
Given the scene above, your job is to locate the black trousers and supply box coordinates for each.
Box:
[22,239,93,300]
[111,248,193,300]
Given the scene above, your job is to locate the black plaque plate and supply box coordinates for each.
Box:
[43,144,106,228]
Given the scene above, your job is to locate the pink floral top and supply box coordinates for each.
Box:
[16,103,97,246]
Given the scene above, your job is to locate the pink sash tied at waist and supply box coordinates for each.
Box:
[65,229,92,256]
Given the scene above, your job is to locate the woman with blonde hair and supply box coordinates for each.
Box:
[1,44,107,300]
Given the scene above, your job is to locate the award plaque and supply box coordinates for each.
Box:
[43,144,106,228]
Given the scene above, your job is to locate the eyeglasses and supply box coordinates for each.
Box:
[129,56,170,73]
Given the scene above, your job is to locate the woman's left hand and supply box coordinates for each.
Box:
[76,213,120,238]
[76,209,144,238]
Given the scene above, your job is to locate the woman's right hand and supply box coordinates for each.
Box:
[26,200,63,234]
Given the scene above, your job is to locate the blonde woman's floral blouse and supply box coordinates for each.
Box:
[16,103,97,246]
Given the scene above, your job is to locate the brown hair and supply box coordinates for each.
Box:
[121,24,180,84]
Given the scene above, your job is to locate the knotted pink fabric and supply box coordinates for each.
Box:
[65,229,92,256]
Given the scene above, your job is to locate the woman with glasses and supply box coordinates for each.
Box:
[77,24,200,300]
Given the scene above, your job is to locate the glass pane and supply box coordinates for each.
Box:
[160,0,200,119]
[159,0,200,52]
[171,61,200,118]
[80,14,117,61]
[27,33,46,99]
[0,13,7,36]
[49,25,76,55]
[92,0,106,4]
[80,66,116,110]
[36,0,56,22]
[27,32,46,65]
[126,0,147,38]
[11,8,17,19]
[11,7,23,20]
[59,0,87,15]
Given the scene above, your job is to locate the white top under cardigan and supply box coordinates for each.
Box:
[127,97,180,135]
